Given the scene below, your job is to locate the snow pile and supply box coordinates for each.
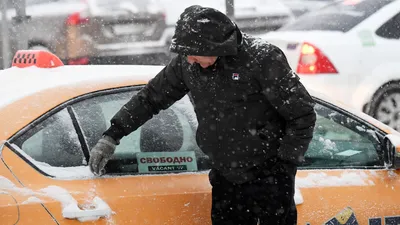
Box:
[319,137,337,152]
[0,176,113,222]
[197,18,210,23]
[296,171,373,188]
[294,186,303,205]
[21,196,43,205]
[11,143,94,180]
[62,197,113,222]
[0,65,162,109]
[0,176,35,195]
[294,171,374,205]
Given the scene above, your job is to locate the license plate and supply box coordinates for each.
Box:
[112,24,145,35]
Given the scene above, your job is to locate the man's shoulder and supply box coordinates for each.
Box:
[242,34,276,51]
[240,34,282,62]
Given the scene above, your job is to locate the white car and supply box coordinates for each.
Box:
[258,0,400,130]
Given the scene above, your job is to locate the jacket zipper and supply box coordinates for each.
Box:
[213,68,222,157]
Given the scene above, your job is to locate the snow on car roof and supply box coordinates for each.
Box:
[0,64,394,134]
[0,65,163,108]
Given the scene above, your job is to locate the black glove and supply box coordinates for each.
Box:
[89,135,117,175]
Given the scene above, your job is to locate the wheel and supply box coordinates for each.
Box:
[28,45,51,52]
[368,82,400,130]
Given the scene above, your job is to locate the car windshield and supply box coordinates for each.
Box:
[279,0,395,32]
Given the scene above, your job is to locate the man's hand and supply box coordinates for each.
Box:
[89,135,117,176]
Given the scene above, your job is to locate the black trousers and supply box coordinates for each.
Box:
[209,163,297,225]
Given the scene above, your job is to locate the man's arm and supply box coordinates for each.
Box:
[104,55,190,143]
[256,45,317,165]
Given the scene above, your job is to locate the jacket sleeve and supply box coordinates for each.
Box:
[256,45,317,165]
[104,55,189,143]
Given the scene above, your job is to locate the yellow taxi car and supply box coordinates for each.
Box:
[2,50,400,225]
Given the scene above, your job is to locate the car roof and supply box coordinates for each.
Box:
[0,64,395,140]
[0,65,162,140]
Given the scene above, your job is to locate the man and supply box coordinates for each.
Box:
[89,5,316,225]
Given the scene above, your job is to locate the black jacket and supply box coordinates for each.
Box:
[104,5,316,184]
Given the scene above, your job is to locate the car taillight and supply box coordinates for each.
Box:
[297,42,338,74]
[66,12,89,26]
[68,57,89,65]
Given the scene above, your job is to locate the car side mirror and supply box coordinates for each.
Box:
[383,134,400,169]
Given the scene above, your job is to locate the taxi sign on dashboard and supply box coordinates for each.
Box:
[137,151,198,173]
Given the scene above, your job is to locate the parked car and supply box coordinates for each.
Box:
[280,0,335,17]
[259,0,400,130]
[0,0,168,68]
[2,50,400,224]
[156,0,295,55]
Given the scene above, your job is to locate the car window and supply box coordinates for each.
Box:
[73,89,209,175]
[376,12,400,39]
[13,108,86,168]
[280,0,395,32]
[303,102,383,169]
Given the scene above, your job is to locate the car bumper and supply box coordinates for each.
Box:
[89,28,175,65]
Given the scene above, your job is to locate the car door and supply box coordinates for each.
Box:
[296,99,400,225]
[2,86,212,224]
[358,10,400,84]
[0,147,58,225]
[4,84,400,225]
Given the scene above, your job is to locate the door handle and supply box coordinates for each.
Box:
[62,196,113,222]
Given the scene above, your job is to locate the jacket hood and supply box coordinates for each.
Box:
[169,5,239,56]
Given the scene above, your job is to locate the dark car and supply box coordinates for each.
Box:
[1,0,167,68]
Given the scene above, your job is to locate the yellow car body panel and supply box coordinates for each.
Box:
[1,64,400,224]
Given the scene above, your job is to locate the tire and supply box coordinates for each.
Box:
[368,82,400,130]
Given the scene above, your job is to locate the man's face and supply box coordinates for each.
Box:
[187,56,218,68]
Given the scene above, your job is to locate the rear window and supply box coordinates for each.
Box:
[279,0,395,32]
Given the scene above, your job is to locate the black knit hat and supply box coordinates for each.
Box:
[169,5,238,56]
